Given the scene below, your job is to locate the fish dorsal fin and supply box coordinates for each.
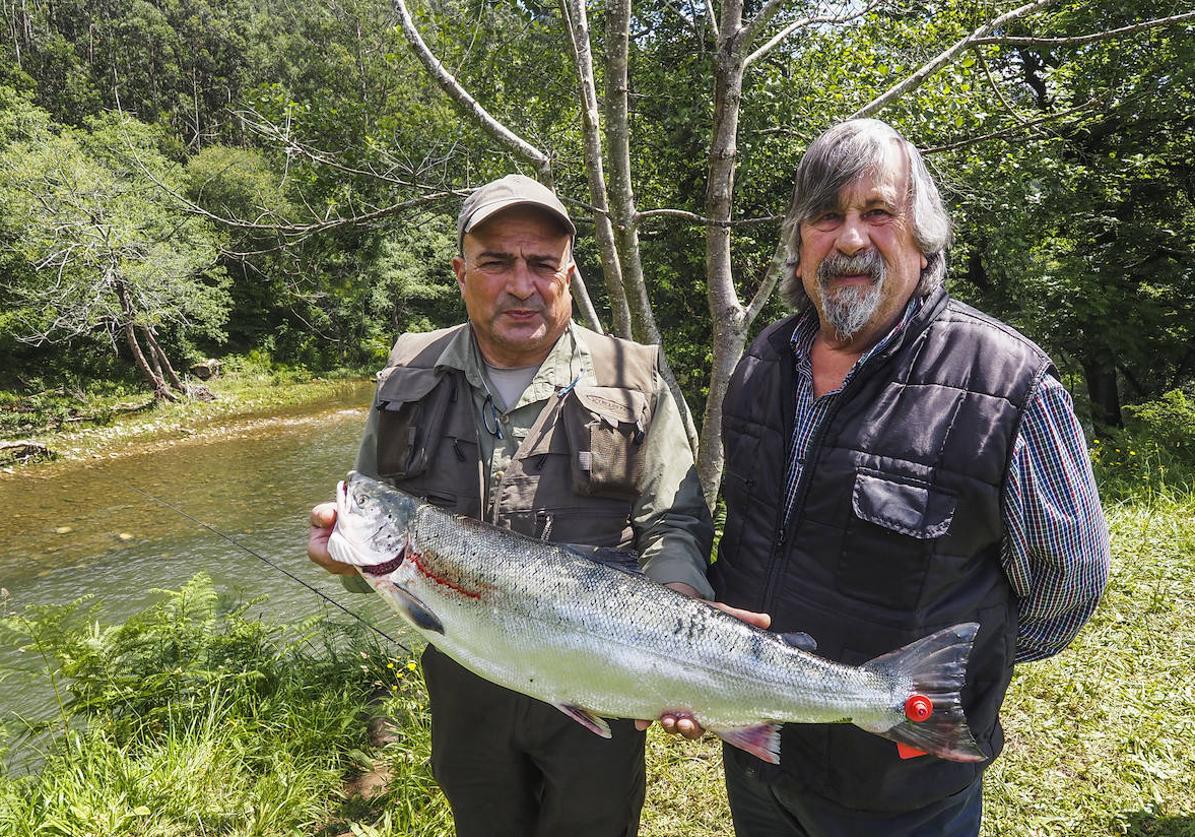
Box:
[552,703,612,738]
[780,631,817,652]
[561,543,643,576]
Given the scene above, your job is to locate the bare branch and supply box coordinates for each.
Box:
[972,10,1195,47]
[738,0,791,49]
[745,236,789,323]
[236,108,427,189]
[390,0,552,176]
[977,49,1028,124]
[851,0,1060,119]
[559,0,634,336]
[920,96,1101,154]
[147,155,465,240]
[636,208,784,226]
[745,0,885,68]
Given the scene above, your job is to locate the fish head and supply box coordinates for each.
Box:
[327,471,420,576]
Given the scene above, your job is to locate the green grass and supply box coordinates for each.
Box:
[982,493,1195,836]
[2,491,1193,835]
[0,574,425,836]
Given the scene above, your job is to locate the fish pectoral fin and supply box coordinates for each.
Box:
[552,703,612,738]
[714,724,782,765]
[385,582,444,635]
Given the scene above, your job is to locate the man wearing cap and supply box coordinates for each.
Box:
[307,174,716,836]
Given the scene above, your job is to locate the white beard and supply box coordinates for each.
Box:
[816,249,887,340]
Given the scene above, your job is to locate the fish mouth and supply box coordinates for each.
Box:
[336,477,356,517]
[329,476,408,574]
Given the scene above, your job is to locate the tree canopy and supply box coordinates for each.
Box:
[0,0,1191,490]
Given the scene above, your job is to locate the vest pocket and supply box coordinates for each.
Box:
[561,386,648,499]
[539,507,634,548]
[837,469,957,610]
[374,366,452,480]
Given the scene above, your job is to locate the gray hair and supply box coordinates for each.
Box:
[779,119,952,311]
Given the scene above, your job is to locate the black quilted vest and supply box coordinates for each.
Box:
[709,289,1055,812]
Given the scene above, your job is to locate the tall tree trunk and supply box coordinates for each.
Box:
[599,0,699,452]
[602,0,658,345]
[142,325,185,393]
[698,316,749,508]
[142,325,165,381]
[559,0,633,338]
[114,276,174,401]
[123,322,174,401]
[695,3,750,507]
[569,265,606,335]
[1081,352,1122,428]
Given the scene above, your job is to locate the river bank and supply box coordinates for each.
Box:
[0,370,373,472]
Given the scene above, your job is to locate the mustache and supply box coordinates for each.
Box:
[816,250,885,285]
[496,298,545,314]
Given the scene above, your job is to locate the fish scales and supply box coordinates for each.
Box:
[410,506,887,725]
[328,472,986,764]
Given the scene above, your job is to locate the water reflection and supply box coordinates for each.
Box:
[0,381,404,723]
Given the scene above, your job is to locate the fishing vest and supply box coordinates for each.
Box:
[369,324,659,549]
[710,289,1055,812]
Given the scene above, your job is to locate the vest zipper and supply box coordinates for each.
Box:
[758,347,894,615]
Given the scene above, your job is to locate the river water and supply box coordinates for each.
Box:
[0,381,404,728]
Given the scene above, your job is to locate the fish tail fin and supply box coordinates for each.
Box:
[858,622,987,763]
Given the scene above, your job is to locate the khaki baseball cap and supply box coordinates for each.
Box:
[457,174,575,250]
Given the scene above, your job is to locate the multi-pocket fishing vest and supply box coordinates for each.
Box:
[711,289,1055,812]
[368,324,658,549]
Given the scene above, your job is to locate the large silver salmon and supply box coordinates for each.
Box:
[327,472,984,763]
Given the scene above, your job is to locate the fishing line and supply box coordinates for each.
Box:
[127,485,408,650]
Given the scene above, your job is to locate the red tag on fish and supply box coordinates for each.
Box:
[897,742,928,759]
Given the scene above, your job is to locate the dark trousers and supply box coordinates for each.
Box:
[422,645,646,837]
[723,745,983,837]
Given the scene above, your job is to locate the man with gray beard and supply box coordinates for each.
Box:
[707,120,1109,834]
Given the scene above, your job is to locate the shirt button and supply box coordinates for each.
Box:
[494,470,505,481]
[501,415,511,425]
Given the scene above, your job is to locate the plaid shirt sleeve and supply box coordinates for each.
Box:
[1001,375,1111,663]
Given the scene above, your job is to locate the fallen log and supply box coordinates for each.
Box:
[0,440,55,464]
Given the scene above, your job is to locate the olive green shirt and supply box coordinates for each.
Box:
[348,321,714,597]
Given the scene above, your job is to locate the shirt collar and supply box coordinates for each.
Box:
[432,321,590,408]
[790,295,924,371]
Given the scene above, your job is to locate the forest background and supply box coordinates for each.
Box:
[1,0,1193,497]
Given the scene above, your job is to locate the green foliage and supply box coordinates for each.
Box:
[0,574,424,835]
[1090,389,1195,501]
[1,0,1193,428]
[1124,389,1195,457]
[0,376,150,438]
[0,102,231,364]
